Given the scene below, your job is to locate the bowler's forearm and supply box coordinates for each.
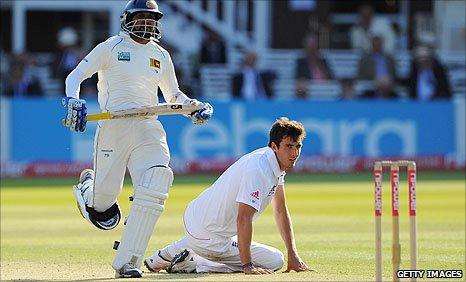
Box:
[237,217,253,265]
[275,209,297,254]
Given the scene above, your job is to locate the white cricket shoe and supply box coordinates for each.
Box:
[115,263,142,278]
[167,249,196,273]
[144,250,171,272]
[73,168,121,230]
[73,169,94,220]
[79,168,94,183]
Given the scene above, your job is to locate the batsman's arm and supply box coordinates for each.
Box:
[62,42,109,130]
[157,49,213,125]
[158,49,190,105]
[65,42,109,99]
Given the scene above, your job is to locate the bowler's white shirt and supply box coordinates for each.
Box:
[67,32,182,112]
[185,147,285,238]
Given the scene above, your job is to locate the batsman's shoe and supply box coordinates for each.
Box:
[73,168,121,230]
[73,169,94,221]
[115,263,142,278]
[79,168,94,183]
[144,250,171,272]
[167,249,196,273]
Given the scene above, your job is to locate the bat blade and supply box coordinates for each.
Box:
[86,103,201,121]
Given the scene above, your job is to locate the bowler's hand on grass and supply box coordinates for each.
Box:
[243,265,274,275]
[285,253,310,272]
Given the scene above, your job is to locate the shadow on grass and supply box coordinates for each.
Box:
[65,272,212,281]
[38,271,214,282]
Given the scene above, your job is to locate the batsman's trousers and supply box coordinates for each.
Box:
[90,118,170,211]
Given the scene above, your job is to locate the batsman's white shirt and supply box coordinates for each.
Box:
[184,147,285,238]
[70,32,182,111]
[65,33,186,212]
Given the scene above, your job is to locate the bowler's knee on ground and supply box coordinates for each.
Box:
[252,244,284,271]
[112,165,173,271]
[183,234,285,272]
[224,241,284,271]
[151,239,285,273]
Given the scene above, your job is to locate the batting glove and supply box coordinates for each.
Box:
[187,99,213,125]
[62,97,87,132]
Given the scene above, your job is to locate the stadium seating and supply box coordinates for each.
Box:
[32,49,464,100]
[33,53,62,97]
[200,50,465,100]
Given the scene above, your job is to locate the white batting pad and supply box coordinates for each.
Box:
[112,166,173,271]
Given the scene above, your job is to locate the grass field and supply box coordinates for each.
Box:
[1,172,465,281]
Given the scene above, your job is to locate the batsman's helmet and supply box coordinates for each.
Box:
[121,0,163,41]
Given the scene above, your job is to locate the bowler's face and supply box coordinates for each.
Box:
[272,136,303,171]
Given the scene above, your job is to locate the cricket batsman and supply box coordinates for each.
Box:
[145,117,311,274]
[61,0,213,278]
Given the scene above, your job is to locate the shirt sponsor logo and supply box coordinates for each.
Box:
[150,58,160,68]
[118,52,131,61]
[101,149,113,158]
[250,190,259,200]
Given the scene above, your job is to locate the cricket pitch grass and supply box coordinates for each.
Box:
[1,172,465,281]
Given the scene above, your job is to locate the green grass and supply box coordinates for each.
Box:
[1,172,465,281]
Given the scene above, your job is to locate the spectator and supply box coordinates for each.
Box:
[340,78,357,100]
[296,34,333,81]
[358,35,396,80]
[55,27,85,90]
[406,45,452,101]
[0,49,10,95]
[200,28,226,64]
[232,51,275,100]
[350,4,396,55]
[357,35,398,99]
[295,79,310,100]
[295,33,333,98]
[4,53,43,97]
[360,76,398,99]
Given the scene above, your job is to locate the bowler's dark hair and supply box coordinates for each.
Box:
[268,117,306,147]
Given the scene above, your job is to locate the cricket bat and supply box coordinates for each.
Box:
[87,103,203,121]
[62,103,203,125]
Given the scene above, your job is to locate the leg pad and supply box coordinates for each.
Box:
[112,165,173,270]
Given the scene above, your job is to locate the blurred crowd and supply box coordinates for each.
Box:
[294,4,452,101]
[0,4,454,101]
[0,27,96,99]
[1,51,43,97]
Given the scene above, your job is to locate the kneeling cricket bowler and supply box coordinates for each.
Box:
[145,117,311,274]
